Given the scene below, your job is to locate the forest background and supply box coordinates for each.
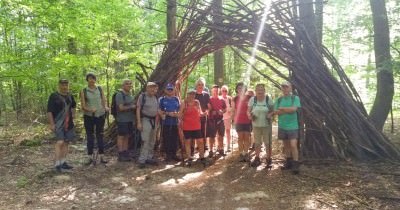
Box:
[0,0,399,137]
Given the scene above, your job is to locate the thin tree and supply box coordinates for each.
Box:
[369,0,394,131]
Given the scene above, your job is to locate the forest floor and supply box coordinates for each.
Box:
[0,121,399,210]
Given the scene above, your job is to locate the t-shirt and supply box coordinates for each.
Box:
[116,91,135,123]
[248,96,274,127]
[138,93,158,118]
[233,95,251,124]
[195,91,210,113]
[209,96,226,120]
[159,96,180,125]
[274,95,301,130]
[47,92,76,130]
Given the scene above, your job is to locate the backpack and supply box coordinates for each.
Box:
[276,95,302,125]
[252,95,270,108]
[110,90,125,117]
[83,86,103,102]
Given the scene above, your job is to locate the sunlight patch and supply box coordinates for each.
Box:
[159,172,203,186]
[234,191,269,201]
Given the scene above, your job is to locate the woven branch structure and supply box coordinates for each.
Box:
[107,0,400,161]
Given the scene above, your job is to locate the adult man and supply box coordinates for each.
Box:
[207,85,226,157]
[115,79,136,162]
[247,84,274,167]
[136,82,159,169]
[80,73,108,165]
[270,81,301,174]
[159,83,180,162]
[47,79,76,172]
[194,77,210,152]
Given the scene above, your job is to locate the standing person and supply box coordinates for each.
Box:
[180,89,207,165]
[221,85,233,153]
[232,82,252,162]
[47,79,76,172]
[246,89,256,151]
[207,85,226,157]
[194,77,210,151]
[80,73,109,165]
[270,81,301,174]
[115,79,136,162]
[136,82,159,169]
[247,84,274,167]
[159,83,181,162]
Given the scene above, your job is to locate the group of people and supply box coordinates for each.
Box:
[47,74,301,174]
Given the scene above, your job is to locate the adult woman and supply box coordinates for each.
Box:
[180,89,207,165]
[232,82,252,162]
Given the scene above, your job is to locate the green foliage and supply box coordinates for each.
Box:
[16,176,29,188]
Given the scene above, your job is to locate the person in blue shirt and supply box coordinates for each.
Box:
[159,83,181,162]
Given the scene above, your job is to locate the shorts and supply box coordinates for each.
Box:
[235,123,252,132]
[223,118,232,129]
[207,118,225,138]
[54,128,75,142]
[278,128,298,140]
[253,126,271,146]
[117,122,134,136]
[183,130,203,140]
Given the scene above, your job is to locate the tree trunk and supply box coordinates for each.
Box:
[166,0,177,40]
[314,0,323,47]
[369,0,394,131]
[213,0,224,86]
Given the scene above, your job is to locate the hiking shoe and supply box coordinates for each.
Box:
[55,165,63,173]
[244,153,250,162]
[266,158,272,169]
[281,158,293,170]
[200,158,209,166]
[218,149,225,156]
[185,158,193,167]
[145,159,159,166]
[100,158,108,164]
[250,157,261,167]
[118,154,131,162]
[291,160,300,175]
[84,158,94,166]
[208,151,214,158]
[138,163,146,169]
[170,155,181,162]
[239,154,245,162]
[61,162,73,170]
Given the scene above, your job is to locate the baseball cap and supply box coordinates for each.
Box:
[166,83,174,90]
[146,81,158,87]
[281,81,291,86]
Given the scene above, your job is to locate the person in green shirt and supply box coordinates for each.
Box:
[270,81,301,174]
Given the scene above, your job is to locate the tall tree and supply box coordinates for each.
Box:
[369,0,394,131]
[213,0,224,86]
[167,0,177,40]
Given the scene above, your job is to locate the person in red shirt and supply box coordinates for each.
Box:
[207,85,226,157]
[232,82,252,162]
[179,89,207,165]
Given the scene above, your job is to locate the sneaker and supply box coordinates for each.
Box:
[61,162,73,170]
[118,152,132,162]
[266,158,272,169]
[170,155,181,162]
[145,159,159,166]
[291,160,300,175]
[138,163,146,169]
[185,158,193,167]
[250,157,261,167]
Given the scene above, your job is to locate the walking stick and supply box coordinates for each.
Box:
[266,123,272,170]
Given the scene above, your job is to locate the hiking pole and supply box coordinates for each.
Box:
[266,123,272,171]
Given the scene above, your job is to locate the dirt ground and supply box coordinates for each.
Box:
[0,125,399,210]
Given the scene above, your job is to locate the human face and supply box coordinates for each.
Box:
[147,85,158,96]
[255,86,265,97]
[87,76,96,87]
[187,92,195,101]
[221,88,228,96]
[281,85,292,96]
[165,88,174,96]
[122,81,133,92]
[211,87,219,97]
[196,82,204,92]
[58,83,69,94]
[236,85,244,95]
